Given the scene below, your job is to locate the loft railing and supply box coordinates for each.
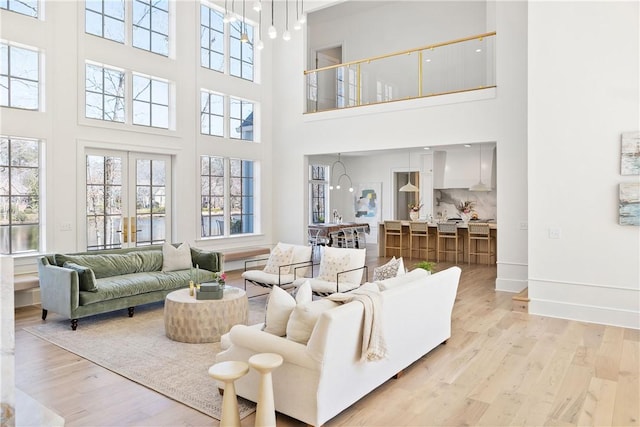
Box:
[304,32,496,114]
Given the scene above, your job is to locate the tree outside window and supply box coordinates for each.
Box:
[0,136,40,255]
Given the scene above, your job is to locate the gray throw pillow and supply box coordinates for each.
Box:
[63,261,98,292]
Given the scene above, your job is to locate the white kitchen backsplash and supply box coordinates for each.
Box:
[434,189,497,220]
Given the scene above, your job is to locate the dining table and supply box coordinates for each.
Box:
[308,222,371,247]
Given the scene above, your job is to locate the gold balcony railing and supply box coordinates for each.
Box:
[304,32,496,114]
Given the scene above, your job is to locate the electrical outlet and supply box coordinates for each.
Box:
[548,227,561,239]
[519,221,528,230]
[60,222,72,231]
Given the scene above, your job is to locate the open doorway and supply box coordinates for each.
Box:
[312,46,342,111]
[395,171,420,220]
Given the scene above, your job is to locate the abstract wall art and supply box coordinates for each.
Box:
[619,182,640,226]
[621,131,640,175]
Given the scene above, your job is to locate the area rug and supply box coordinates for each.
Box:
[23,294,269,420]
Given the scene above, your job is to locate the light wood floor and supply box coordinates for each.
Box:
[14,250,640,426]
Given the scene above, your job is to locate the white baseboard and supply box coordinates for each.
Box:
[530,299,640,330]
[495,278,528,293]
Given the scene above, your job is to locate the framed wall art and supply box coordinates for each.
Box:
[621,131,640,175]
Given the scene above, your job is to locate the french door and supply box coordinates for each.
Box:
[85,150,172,250]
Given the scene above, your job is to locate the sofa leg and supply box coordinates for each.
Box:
[41,309,48,320]
[128,307,135,317]
[71,319,78,330]
[393,370,404,379]
[442,339,448,345]
[218,387,224,396]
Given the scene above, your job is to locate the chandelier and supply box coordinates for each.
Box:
[223,0,306,50]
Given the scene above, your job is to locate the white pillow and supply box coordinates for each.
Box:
[262,281,312,336]
[286,299,339,344]
[162,242,192,272]
[372,256,400,281]
[263,244,294,275]
[397,257,406,275]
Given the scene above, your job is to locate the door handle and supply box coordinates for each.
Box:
[130,217,137,243]
[122,217,129,243]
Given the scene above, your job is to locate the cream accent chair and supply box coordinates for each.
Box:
[292,246,367,296]
[242,243,313,294]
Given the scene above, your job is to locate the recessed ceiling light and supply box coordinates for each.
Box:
[425,58,431,62]
[423,147,431,150]
[476,48,482,53]
[464,144,472,148]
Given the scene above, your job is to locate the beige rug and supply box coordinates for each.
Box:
[23,294,269,421]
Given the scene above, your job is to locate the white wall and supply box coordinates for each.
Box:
[272,1,529,294]
[528,1,640,329]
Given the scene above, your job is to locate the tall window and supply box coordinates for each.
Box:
[230,97,253,141]
[0,137,40,255]
[0,42,39,110]
[229,21,254,81]
[200,90,224,137]
[200,156,224,237]
[135,158,166,245]
[85,63,125,122]
[200,4,224,72]
[85,0,125,43]
[133,74,169,128]
[309,165,328,224]
[200,156,254,237]
[230,158,254,235]
[133,0,169,56]
[0,0,37,17]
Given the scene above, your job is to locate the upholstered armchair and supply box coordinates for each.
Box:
[242,243,313,295]
[292,246,367,296]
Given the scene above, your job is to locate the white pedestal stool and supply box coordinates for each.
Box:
[248,353,284,427]
[208,360,250,427]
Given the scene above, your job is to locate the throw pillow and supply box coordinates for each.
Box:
[286,299,340,344]
[397,257,406,275]
[262,281,312,336]
[63,262,98,292]
[317,253,351,283]
[162,242,192,272]
[376,267,430,291]
[372,256,400,281]
[263,244,295,275]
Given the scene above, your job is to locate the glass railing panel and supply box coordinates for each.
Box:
[359,53,419,106]
[304,32,496,114]
[421,35,495,96]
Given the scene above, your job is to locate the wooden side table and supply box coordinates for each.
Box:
[164,287,248,343]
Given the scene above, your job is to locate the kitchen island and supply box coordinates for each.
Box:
[378,221,497,264]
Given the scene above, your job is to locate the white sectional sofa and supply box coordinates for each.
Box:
[215,266,462,426]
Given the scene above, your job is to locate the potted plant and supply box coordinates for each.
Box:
[413,260,435,274]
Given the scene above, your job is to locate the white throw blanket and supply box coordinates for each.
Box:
[328,286,387,362]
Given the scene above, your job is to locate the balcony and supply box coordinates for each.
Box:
[304,32,496,114]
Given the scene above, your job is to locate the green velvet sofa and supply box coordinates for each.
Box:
[37,244,224,330]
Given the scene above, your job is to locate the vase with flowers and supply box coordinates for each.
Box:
[408,201,423,221]
[457,200,475,223]
[214,271,227,290]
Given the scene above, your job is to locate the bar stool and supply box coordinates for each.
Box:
[468,222,495,265]
[383,220,404,258]
[208,361,250,427]
[437,222,463,264]
[249,352,284,427]
[409,221,436,261]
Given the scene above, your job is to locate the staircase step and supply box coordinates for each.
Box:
[512,287,529,312]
